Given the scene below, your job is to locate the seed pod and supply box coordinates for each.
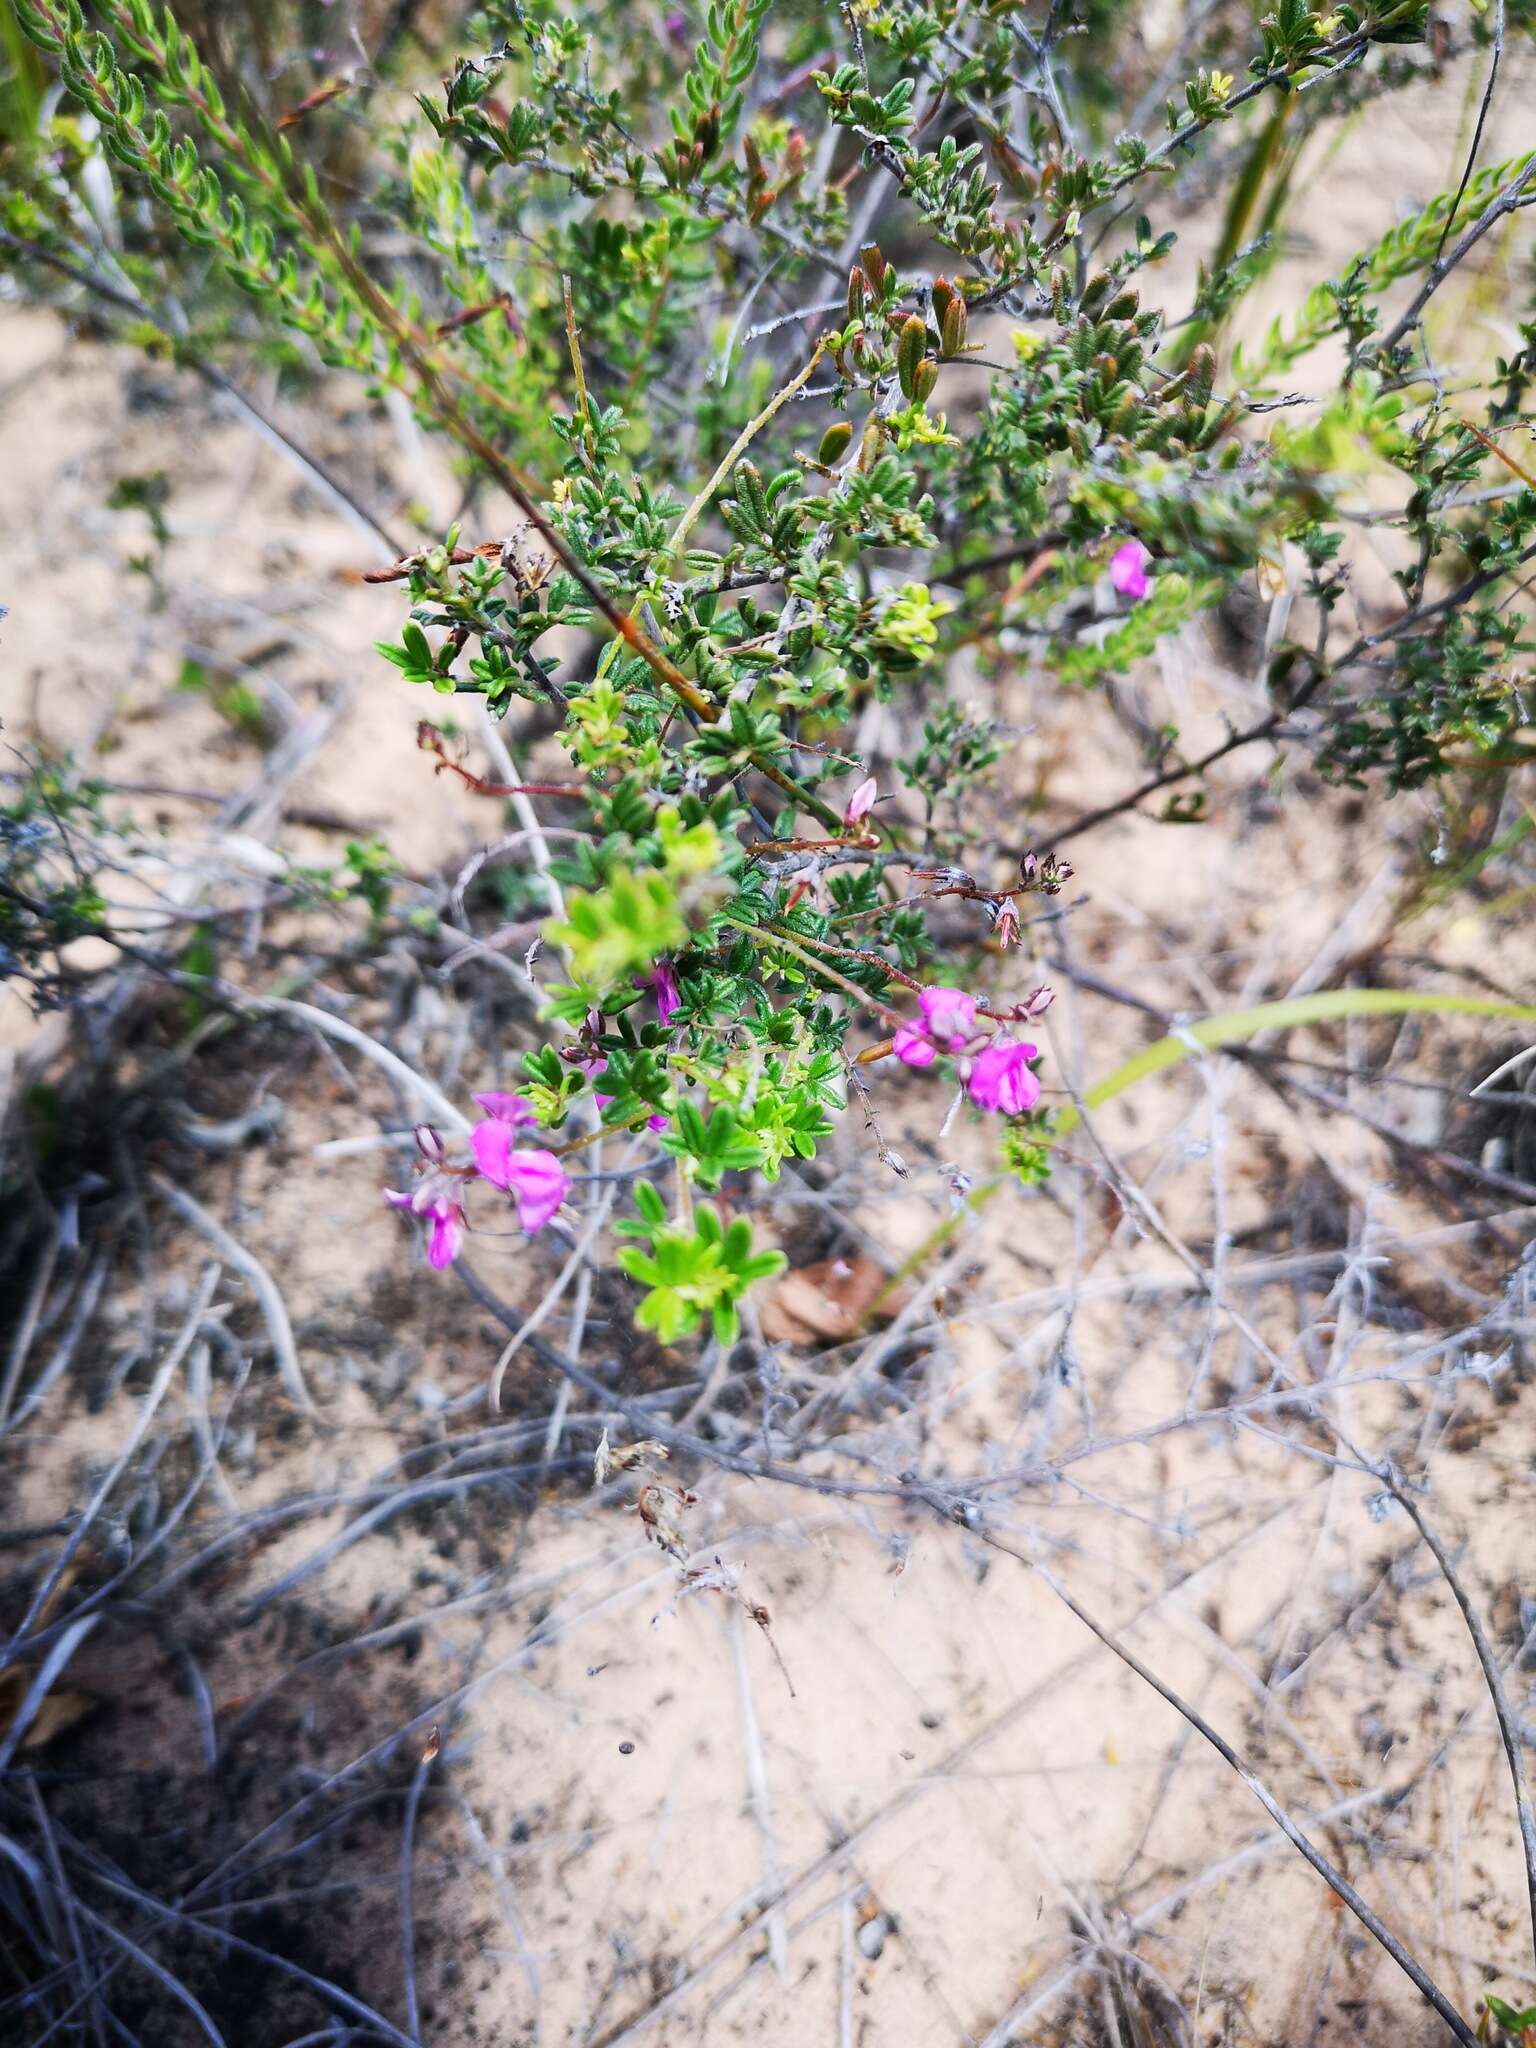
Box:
[1104,288,1140,321]
[941,294,968,357]
[818,420,854,465]
[930,275,954,325]
[913,357,939,403]
[860,242,887,292]
[846,265,867,325]
[896,314,927,399]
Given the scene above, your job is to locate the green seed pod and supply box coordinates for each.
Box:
[1104,288,1140,321]
[941,295,968,357]
[913,357,939,404]
[896,314,927,399]
[817,420,854,466]
[847,265,867,325]
[930,275,954,325]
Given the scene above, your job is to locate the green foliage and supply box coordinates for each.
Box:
[1482,1993,1536,2044]
[548,868,689,996]
[615,1183,785,1346]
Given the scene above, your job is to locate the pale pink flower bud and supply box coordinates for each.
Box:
[842,775,878,829]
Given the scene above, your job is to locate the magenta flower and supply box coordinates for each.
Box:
[386,1126,469,1267]
[842,775,878,830]
[920,985,978,1048]
[966,1038,1041,1116]
[640,959,681,1024]
[894,985,978,1066]
[474,1129,571,1232]
[385,1184,466,1269]
[1109,539,1152,602]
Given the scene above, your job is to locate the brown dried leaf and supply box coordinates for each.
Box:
[759,1253,906,1347]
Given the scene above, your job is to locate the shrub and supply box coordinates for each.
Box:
[5,0,1534,1336]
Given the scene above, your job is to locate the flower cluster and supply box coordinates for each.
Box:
[386,1097,571,1269]
[892,986,1051,1118]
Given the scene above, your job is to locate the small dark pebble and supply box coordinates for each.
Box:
[919,1711,942,1730]
[619,1741,635,1755]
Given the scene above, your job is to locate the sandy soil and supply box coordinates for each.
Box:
[2,36,1535,2048]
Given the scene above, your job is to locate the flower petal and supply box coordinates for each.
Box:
[917,986,977,1048]
[426,1203,465,1269]
[471,1117,515,1189]
[472,1091,536,1126]
[842,774,878,827]
[893,1024,937,1068]
[1109,539,1151,601]
[506,1149,571,1234]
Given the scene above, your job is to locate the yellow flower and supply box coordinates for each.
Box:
[1209,70,1234,102]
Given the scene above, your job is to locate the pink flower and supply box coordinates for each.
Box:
[918,986,977,1049]
[966,1039,1041,1116]
[842,775,878,830]
[640,959,681,1024]
[894,985,978,1066]
[386,1125,469,1267]
[385,1184,466,1269]
[473,1127,571,1233]
[1109,539,1152,602]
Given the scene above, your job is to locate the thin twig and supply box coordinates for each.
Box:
[149,1177,312,1411]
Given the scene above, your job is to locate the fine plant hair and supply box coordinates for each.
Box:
[3,0,1536,2043]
